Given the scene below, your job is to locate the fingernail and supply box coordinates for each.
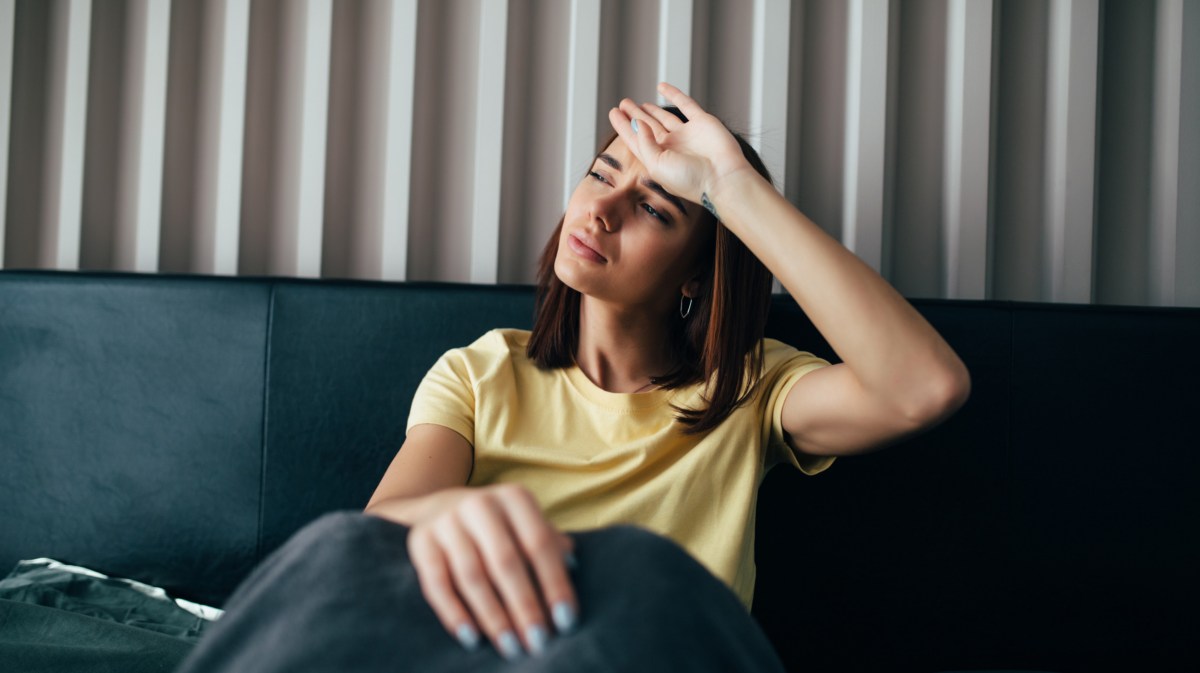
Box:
[563,550,578,570]
[631,118,640,134]
[552,601,578,634]
[497,630,523,661]
[455,623,480,651]
[525,624,549,655]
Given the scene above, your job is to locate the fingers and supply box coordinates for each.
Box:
[438,509,528,659]
[407,526,483,651]
[656,81,707,120]
[610,82,703,144]
[608,105,661,168]
[632,102,675,141]
[610,101,666,167]
[457,494,553,656]
[616,98,671,142]
[496,487,580,636]
[409,485,578,661]
[640,102,685,131]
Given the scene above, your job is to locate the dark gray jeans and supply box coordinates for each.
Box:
[174,511,787,672]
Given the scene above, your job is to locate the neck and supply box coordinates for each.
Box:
[575,295,675,394]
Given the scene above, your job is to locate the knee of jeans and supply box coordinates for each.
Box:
[306,509,372,536]
[576,526,730,613]
[282,510,386,558]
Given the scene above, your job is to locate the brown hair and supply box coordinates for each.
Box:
[527,108,775,435]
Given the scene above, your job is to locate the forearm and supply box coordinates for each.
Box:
[708,169,969,410]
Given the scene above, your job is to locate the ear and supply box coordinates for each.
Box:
[681,277,702,299]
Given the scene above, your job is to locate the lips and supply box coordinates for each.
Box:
[567,234,608,263]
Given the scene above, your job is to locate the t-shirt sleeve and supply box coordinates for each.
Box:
[406,344,478,446]
[762,343,837,476]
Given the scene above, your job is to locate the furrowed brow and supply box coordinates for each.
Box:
[642,178,689,217]
[597,154,622,171]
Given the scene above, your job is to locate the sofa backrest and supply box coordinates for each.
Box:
[2,270,1197,672]
[756,296,1200,671]
[0,272,536,605]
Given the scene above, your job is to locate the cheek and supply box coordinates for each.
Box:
[641,233,692,268]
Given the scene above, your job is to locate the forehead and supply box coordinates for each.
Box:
[595,137,706,226]
[597,137,640,169]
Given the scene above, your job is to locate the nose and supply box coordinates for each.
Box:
[589,190,625,233]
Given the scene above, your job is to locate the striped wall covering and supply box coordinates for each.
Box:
[1,0,1197,306]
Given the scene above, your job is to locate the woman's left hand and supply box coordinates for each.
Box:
[608,82,755,211]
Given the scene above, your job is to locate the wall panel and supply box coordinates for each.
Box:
[41,0,92,270]
[2,0,1196,307]
[993,0,1049,302]
[0,0,13,259]
[891,0,946,299]
[115,0,171,272]
[1096,0,1154,306]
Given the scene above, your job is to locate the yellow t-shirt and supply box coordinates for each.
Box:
[406,328,835,609]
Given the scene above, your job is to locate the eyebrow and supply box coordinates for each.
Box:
[596,153,690,218]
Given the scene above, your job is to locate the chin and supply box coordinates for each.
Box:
[553,254,588,295]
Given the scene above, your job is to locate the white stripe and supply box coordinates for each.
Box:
[469,0,507,284]
[369,0,417,280]
[750,0,790,188]
[842,0,889,273]
[942,0,992,299]
[0,0,14,265]
[657,0,692,103]
[116,0,171,272]
[563,0,602,210]
[290,0,328,275]
[1151,0,1181,306]
[194,0,250,275]
[1042,0,1099,303]
[41,0,92,269]
[751,0,791,295]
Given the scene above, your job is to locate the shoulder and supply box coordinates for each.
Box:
[451,328,530,360]
[432,329,533,381]
[489,328,532,352]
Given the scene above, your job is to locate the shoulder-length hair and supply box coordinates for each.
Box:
[527,108,776,435]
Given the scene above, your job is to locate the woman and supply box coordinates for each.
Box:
[178,83,969,672]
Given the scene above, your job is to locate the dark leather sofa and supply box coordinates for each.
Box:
[1,269,1196,673]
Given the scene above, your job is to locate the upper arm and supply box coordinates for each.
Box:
[365,424,474,510]
[779,362,965,458]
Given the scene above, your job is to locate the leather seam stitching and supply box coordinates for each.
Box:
[256,283,276,563]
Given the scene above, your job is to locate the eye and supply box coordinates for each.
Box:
[641,203,670,225]
[587,170,609,185]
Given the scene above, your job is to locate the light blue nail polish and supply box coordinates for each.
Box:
[455,623,480,651]
[497,630,523,661]
[525,624,549,655]
[552,601,578,634]
[631,118,640,134]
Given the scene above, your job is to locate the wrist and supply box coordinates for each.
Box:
[365,487,472,526]
[703,166,769,224]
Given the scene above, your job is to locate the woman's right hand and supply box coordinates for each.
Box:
[405,483,579,660]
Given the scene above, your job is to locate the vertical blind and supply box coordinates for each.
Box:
[1,0,1197,306]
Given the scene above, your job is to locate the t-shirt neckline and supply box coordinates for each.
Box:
[562,365,675,412]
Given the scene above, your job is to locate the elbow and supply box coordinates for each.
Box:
[902,359,972,429]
